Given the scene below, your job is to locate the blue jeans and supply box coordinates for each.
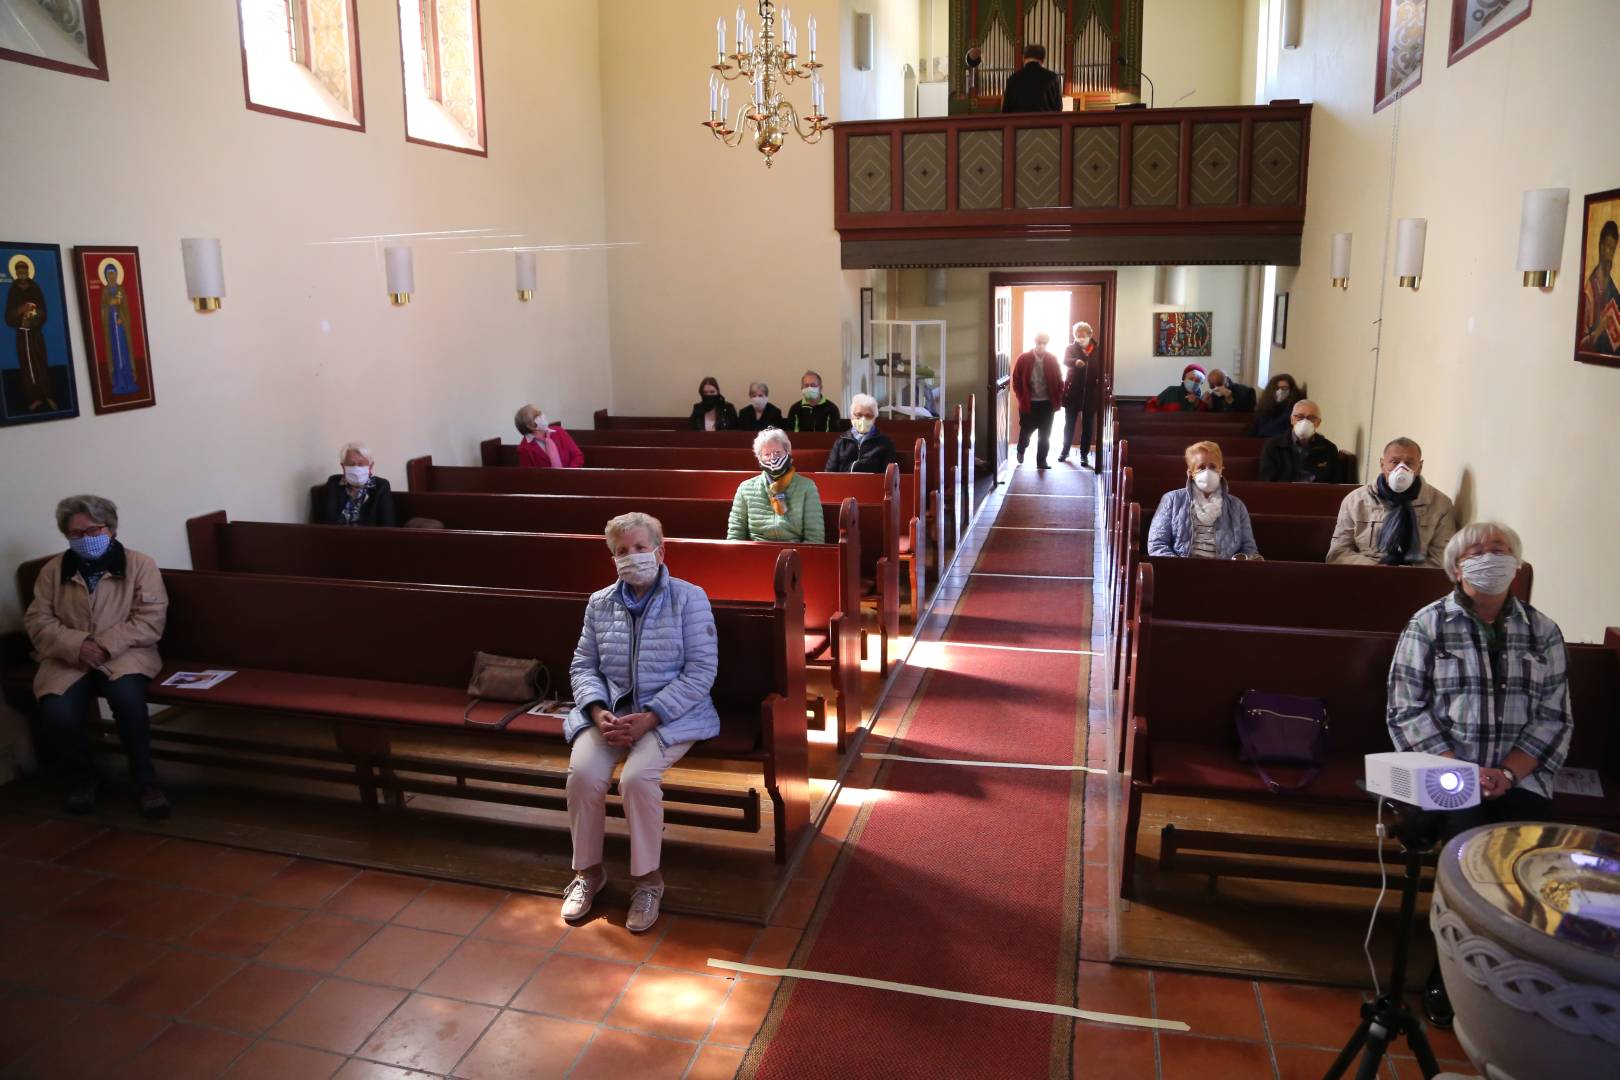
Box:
[38,672,157,788]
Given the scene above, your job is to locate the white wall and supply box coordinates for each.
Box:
[1142,0,1247,108]
[0,0,614,773]
[1261,0,1620,642]
[841,0,921,122]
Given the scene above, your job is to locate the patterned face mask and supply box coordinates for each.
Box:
[69,533,112,560]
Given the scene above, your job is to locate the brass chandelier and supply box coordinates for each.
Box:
[704,1,827,167]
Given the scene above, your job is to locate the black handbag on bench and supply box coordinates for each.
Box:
[463,652,551,731]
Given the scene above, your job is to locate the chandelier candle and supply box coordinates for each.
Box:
[704,0,827,167]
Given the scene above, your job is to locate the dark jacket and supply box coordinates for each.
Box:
[1206,381,1257,413]
[1259,432,1342,484]
[824,430,897,474]
[1062,342,1101,409]
[312,476,397,526]
[1152,384,1207,411]
[784,398,841,433]
[688,398,739,431]
[1002,62,1063,113]
[737,402,785,431]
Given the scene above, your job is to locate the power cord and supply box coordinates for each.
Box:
[1363,797,1390,997]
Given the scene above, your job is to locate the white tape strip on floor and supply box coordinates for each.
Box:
[706,959,1189,1032]
[969,572,1094,581]
[989,526,1096,532]
[1004,492,1096,499]
[861,753,1106,775]
[910,640,1095,657]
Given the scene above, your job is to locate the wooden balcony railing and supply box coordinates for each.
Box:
[832,102,1312,269]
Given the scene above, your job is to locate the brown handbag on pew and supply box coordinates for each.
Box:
[463,652,551,731]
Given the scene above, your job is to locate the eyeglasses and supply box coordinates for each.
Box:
[66,525,108,540]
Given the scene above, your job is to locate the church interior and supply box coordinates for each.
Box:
[1,1,1617,1077]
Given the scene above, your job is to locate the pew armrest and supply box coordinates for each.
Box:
[1125,714,1150,787]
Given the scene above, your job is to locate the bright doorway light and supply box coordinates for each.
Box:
[1021,289,1070,351]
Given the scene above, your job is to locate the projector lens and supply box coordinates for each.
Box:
[1439,771,1461,792]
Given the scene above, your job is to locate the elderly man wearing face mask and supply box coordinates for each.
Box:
[784,370,841,432]
[1146,441,1260,560]
[1202,368,1256,413]
[1012,332,1064,469]
[727,428,826,543]
[562,512,719,934]
[1327,437,1457,566]
[1257,399,1343,483]
[1386,521,1572,1029]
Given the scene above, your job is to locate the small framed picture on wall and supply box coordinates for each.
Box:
[1448,0,1532,67]
[1273,292,1290,348]
[1575,186,1620,369]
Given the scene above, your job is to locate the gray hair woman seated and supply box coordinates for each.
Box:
[24,495,170,818]
[738,381,784,431]
[562,513,719,934]
[1146,441,1260,560]
[312,442,397,526]
[726,428,826,543]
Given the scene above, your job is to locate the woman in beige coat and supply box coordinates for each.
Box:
[25,495,170,818]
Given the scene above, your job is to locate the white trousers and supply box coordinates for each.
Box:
[566,725,693,877]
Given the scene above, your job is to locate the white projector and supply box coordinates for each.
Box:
[1364,752,1481,811]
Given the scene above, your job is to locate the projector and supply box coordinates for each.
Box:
[1364,752,1480,811]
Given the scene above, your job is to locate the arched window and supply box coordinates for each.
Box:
[236,0,364,130]
[398,0,486,155]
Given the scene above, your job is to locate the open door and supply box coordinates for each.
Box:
[990,283,1012,481]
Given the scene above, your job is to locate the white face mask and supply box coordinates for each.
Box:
[1077,336,1092,347]
[1386,464,1416,493]
[802,386,821,402]
[751,395,768,411]
[1293,418,1317,441]
[532,413,551,434]
[1275,387,1290,403]
[343,465,371,485]
[1183,378,1200,393]
[614,551,660,588]
[1459,552,1518,596]
[1192,467,1221,494]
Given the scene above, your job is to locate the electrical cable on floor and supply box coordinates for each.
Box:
[1363,796,1389,997]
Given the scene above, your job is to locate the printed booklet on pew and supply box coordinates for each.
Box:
[526,698,573,718]
[160,670,237,690]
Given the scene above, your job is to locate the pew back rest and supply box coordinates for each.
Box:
[1130,466,1358,517]
[1123,436,1270,458]
[1141,559,1457,632]
[1566,643,1620,777]
[1135,499,1337,563]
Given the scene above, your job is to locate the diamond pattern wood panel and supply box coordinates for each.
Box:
[847,135,892,214]
[1250,120,1303,206]
[1189,122,1240,206]
[1014,128,1061,209]
[1130,124,1180,207]
[1072,126,1120,209]
[903,133,947,212]
[957,130,1003,211]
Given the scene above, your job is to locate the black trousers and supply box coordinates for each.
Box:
[38,671,157,788]
[1059,396,1093,460]
[1017,400,1055,466]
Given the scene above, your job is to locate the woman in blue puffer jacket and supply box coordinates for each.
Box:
[1147,441,1262,560]
[562,511,720,935]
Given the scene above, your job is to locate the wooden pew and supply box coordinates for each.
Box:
[10,559,813,861]
[1120,435,1270,458]
[1134,505,1339,563]
[189,511,865,749]
[402,458,905,658]
[1116,410,1254,438]
[1129,454,1359,503]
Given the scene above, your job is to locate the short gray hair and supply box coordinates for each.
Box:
[800,370,822,386]
[753,427,792,457]
[56,494,118,536]
[604,512,664,550]
[1442,521,1523,583]
[850,393,878,415]
[748,381,769,397]
[514,404,540,436]
[340,441,374,466]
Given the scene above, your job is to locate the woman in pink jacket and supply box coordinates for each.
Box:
[514,403,584,468]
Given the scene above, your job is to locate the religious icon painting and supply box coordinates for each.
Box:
[0,241,79,427]
[1575,187,1620,370]
[72,246,156,413]
[1154,312,1213,358]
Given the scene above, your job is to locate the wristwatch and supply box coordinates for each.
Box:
[1500,765,1517,788]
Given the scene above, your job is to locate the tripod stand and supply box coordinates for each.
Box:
[1324,807,1445,1080]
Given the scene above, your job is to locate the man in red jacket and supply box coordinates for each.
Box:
[1012,332,1064,470]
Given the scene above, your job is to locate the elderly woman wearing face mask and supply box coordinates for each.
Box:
[562,512,719,934]
[727,428,826,543]
[737,381,784,431]
[688,376,739,431]
[25,495,171,819]
[515,404,585,469]
[1249,373,1305,437]
[1386,521,1572,1029]
[1146,441,1260,560]
[825,393,896,473]
[1149,364,1208,412]
[1327,437,1458,567]
[313,442,397,526]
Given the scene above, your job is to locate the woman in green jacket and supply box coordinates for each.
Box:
[727,428,826,543]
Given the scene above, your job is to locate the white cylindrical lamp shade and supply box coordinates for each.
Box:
[1155,265,1188,307]
[515,252,537,301]
[385,245,414,305]
[1331,232,1352,289]
[181,237,225,312]
[1517,187,1569,288]
[1395,218,1426,289]
[925,268,947,307]
[1281,0,1303,48]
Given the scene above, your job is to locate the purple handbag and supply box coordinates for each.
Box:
[1234,690,1329,794]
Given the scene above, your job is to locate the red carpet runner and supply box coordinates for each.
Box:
[745,469,1097,1079]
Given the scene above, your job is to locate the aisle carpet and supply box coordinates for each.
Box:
[744,476,1096,1079]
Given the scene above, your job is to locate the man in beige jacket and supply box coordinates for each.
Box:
[1327,438,1458,567]
[24,495,170,817]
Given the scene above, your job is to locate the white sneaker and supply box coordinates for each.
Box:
[626,882,664,934]
[561,873,604,922]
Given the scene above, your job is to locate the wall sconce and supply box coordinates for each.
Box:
[180,237,225,312]
[1517,187,1569,289]
[1330,232,1352,289]
[515,252,537,301]
[925,268,947,308]
[1154,265,1188,306]
[384,245,414,305]
[1395,218,1426,290]
[1281,0,1303,49]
